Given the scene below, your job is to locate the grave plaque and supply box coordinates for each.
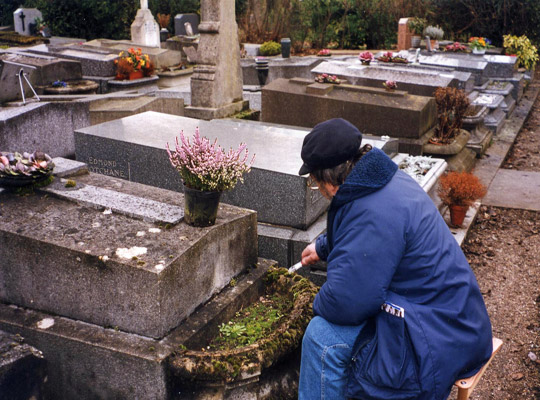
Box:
[131,2,160,47]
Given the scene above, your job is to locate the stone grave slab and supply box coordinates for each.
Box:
[131,5,160,48]
[262,77,436,139]
[241,56,325,86]
[414,54,488,85]
[483,169,540,211]
[442,53,517,78]
[0,172,257,338]
[0,59,39,104]
[84,39,183,69]
[89,95,184,125]
[481,80,516,116]
[311,60,458,97]
[497,72,526,102]
[0,260,280,399]
[469,91,506,134]
[24,44,118,77]
[0,330,46,399]
[0,101,90,157]
[74,111,396,229]
[0,51,82,88]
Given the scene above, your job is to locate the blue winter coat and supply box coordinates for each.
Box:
[313,148,493,400]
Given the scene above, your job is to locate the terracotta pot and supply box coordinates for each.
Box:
[129,70,144,80]
[183,185,222,227]
[449,204,468,227]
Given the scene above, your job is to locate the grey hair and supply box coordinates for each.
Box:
[311,144,372,186]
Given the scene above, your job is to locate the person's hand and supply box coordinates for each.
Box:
[301,243,320,266]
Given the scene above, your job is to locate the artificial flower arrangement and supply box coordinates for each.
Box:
[376,51,409,63]
[468,37,492,51]
[0,151,54,185]
[383,80,398,90]
[359,51,374,64]
[166,128,255,192]
[314,73,341,84]
[318,49,331,56]
[52,80,67,87]
[444,42,469,53]
[114,48,155,80]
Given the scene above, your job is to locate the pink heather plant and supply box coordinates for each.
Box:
[167,128,255,192]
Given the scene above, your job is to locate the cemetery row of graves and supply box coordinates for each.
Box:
[1,1,539,399]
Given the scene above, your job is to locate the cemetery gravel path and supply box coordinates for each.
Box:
[460,70,540,399]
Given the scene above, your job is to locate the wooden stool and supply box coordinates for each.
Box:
[455,338,503,400]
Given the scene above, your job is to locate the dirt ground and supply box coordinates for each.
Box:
[460,70,540,399]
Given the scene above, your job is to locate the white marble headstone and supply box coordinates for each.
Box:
[13,8,42,36]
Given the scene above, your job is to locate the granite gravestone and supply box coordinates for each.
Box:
[311,60,459,97]
[262,78,436,142]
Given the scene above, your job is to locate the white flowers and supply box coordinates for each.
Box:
[399,155,437,184]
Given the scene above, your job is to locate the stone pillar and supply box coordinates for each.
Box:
[185,0,246,120]
[397,18,413,51]
[130,0,160,47]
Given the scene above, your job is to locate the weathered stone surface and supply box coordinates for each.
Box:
[0,330,46,400]
[131,8,160,48]
[0,172,258,338]
[0,101,90,158]
[89,95,184,125]
[262,78,436,139]
[0,260,287,400]
[0,58,39,104]
[106,75,159,93]
[241,57,324,86]
[311,60,461,97]
[185,0,243,119]
[0,51,82,88]
[483,169,540,211]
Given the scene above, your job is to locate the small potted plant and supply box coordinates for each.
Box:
[114,48,155,80]
[423,25,444,50]
[407,17,427,48]
[166,128,255,227]
[468,37,492,55]
[359,51,374,65]
[437,171,487,227]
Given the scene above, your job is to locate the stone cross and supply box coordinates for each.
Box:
[140,0,148,9]
[19,12,26,31]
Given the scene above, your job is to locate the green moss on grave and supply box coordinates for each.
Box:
[169,266,318,383]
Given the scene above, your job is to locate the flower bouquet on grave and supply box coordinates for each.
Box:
[468,37,492,54]
[377,51,394,62]
[114,48,155,80]
[314,73,341,84]
[359,51,374,65]
[444,42,469,53]
[0,151,54,187]
[383,80,398,91]
[166,128,255,227]
[317,49,331,57]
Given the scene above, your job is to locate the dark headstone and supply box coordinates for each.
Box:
[174,14,199,36]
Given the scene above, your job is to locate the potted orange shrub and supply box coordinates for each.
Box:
[437,171,487,227]
[114,48,155,80]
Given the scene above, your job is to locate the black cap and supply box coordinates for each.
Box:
[299,118,362,175]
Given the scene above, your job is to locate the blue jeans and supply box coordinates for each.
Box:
[299,316,367,399]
